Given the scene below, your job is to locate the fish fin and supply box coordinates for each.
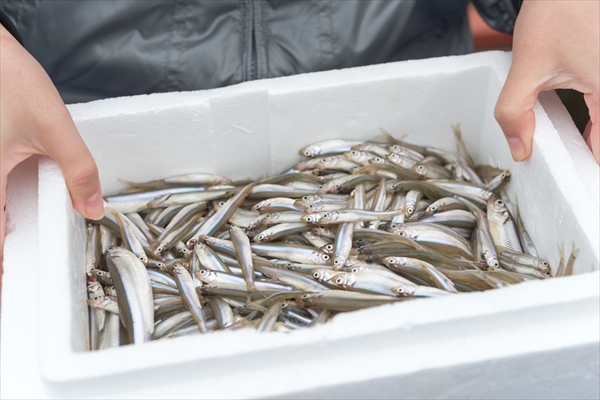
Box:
[452,123,476,170]
[555,243,566,277]
[117,178,137,187]
[564,242,580,276]
[378,127,406,143]
[558,243,565,258]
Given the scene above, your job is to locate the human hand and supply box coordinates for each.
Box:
[0,25,104,271]
[494,0,599,164]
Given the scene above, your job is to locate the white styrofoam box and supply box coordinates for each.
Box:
[2,51,599,399]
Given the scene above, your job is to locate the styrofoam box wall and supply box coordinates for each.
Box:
[6,52,598,398]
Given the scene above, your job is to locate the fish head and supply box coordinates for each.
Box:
[307,251,330,265]
[195,268,217,283]
[387,153,402,163]
[172,263,188,275]
[332,254,347,269]
[484,253,500,270]
[534,258,551,273]
[320,212,339,224]
[296,293,316,308]
[351,143,369,152]
[262,213,281,226]
[105,286,117,297]
[302,213,322,224]
[253,199,271,212]
[300,144,321,157]
[330,273,354,288]
[136,253,149,266]
[412,164,428,177]
[177,247,191,258]
[199,235,215,245]
[393,225,417,240]
[383,256,408,267]
[311,269,332,282]
[320,243,334,255]
[212,200,227,210]
[370,156,387,164]
[254,229,273,243]
[307,202,324,212]
[392,284,415,297]
[318,180,342,194]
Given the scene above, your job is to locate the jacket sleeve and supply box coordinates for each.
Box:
[472,0,523,35]
[0,10,23,45]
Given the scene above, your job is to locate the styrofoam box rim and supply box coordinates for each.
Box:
[37,51,600,385]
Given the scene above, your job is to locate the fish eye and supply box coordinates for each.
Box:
[407,207,414,214]
[334,184,340,189]
[542,261,549,266]
[313,272,320,278]
[306,216,313,222]
[181,249,188,253]
[418,165,424,171]
[157,247,163,253]
[157,263,164,268]
[334,259,340,265]
[304,151,311,156]
[322,254,329,260]
[303,196,309,201]
[492,261,499,268]
[258,235,265,240]
[496,200,503,206]
[323,213,330,218]
[139,257,146,262]
[335,278,343,284]
[430,205,437,211]
[326,244,333,251]
[301,294,309,299]
[351,267,359,273]
[399,231,407,237]
[200,270,207,275]
[351,150,357,155]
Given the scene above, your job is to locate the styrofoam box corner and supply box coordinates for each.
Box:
[32,51,599,396]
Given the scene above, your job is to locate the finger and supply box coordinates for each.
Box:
[37,106,105,220]
[494,55,543,162]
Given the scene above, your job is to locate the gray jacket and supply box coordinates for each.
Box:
[2,0,520,104]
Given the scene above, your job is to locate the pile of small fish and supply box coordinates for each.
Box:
[85,126,576,350]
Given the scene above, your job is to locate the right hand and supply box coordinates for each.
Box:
[494,0,599,164]
[0,25,104,272]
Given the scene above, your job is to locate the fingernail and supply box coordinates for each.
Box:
[507,137,525,161]
[85,190,105,220]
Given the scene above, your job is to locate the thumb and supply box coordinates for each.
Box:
[38,107,104,220]
[494,56,542,162]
